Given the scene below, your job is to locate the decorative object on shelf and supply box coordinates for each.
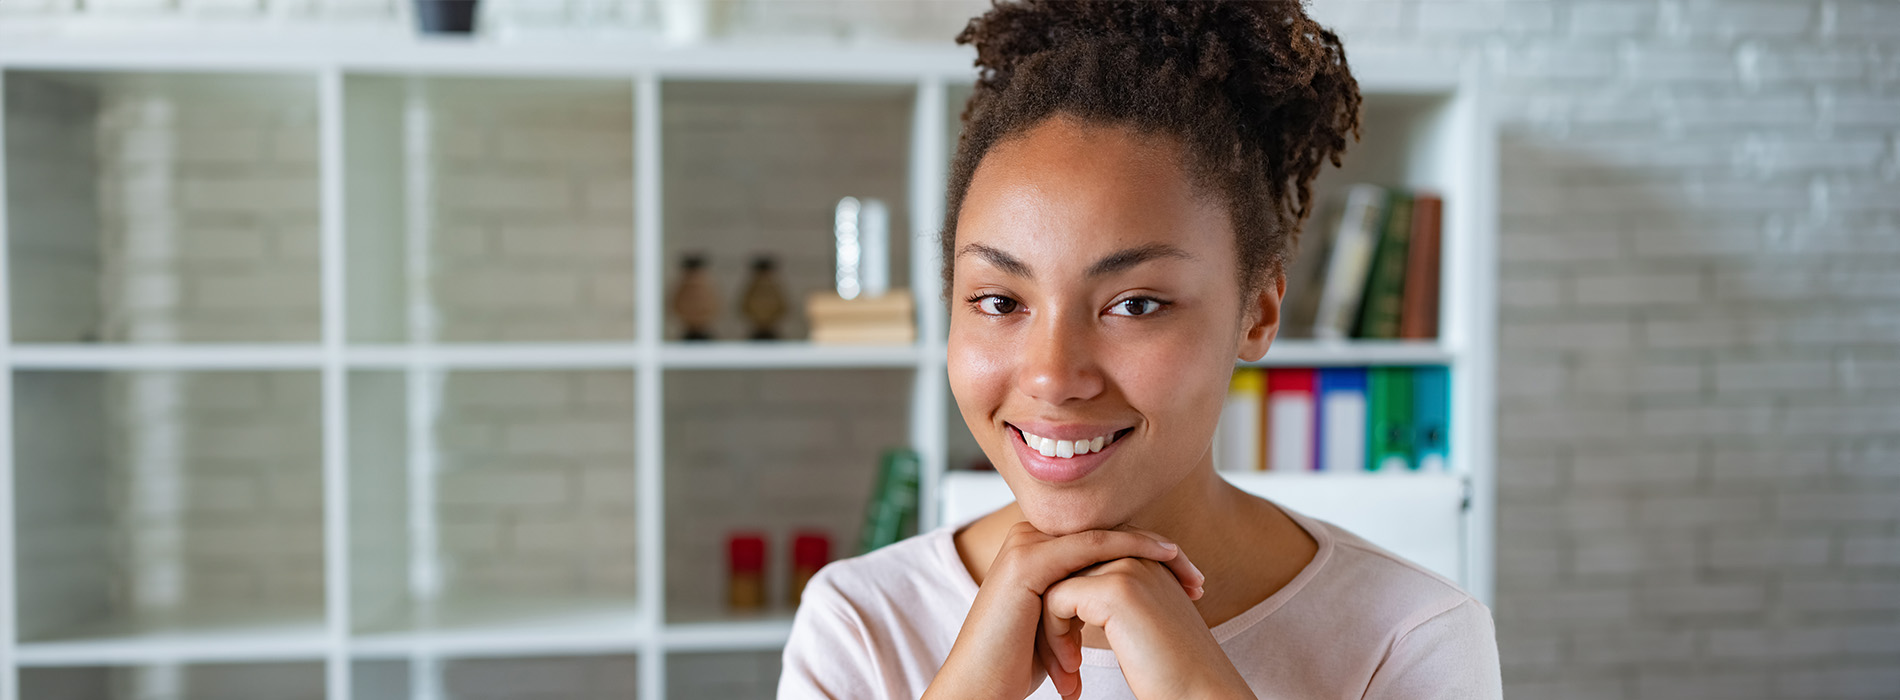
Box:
[807,196,915,344]
[859,448,920,555]
[671,252,721,341]
[659,0,738,44]
[415,0,480,34]
[740,254,788,340]
[788,531,831,607]
[831,196,889,301]
[727,532,766,612]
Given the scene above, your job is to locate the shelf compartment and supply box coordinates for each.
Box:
[1283,92,1465,342]
[667,650,781,700]
[663,368,912,624]
[21,660,325,700]
[4,71,322,344]
[348,370,641,644]
[352,654,639,700]
[660,80,916,342]
[12,370,326,651]
[343,75,636,344]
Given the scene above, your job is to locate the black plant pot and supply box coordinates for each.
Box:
[416,0,479,35]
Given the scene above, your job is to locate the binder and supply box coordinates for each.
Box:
[1215,369,1265,472]
[1316,368,1369,472]
[1413,367,1451,472]
[1265,369,1317,472]
[1367,367,1414,472]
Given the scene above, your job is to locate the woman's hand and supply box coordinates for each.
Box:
[923,522,1205,700]
[1040,557,1253,700]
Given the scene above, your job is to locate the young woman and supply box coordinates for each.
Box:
[781,2,1501,698]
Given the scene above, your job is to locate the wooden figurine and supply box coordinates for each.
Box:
[740,254,787,340]
[671,253,720,341]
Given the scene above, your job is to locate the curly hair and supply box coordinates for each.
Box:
[942,0,1361,298]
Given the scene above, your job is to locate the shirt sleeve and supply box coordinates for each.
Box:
[778,566,884,700]
[1361,598,1503,700]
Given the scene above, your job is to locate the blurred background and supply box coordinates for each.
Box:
[0,1,1895,699]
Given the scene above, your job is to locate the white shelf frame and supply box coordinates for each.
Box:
[0,38,1495,700]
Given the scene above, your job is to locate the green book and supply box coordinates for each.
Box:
[859,448,920,555]
[1367,367,1414,472]
[1355,193,1414,339]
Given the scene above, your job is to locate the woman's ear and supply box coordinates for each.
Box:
[1237,275,1284,362]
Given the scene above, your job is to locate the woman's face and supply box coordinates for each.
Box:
[948,115,1280,536]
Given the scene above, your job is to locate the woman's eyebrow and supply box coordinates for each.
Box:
[1085,242,1193,279]
[956,242,1194,280]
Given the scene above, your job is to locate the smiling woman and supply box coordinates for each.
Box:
[779,2,1501,699]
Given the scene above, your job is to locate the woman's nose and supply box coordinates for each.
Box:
[1015,311,1104,405]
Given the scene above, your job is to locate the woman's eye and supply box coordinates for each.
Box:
[1109,297,1163,317]
[975,295,1019,315]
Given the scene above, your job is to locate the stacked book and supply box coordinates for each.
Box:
[1213,366,1450,474]
[806,290,916,345]
[1285,185,1443,340]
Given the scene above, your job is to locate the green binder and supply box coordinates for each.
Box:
[859,448,920,555]
[1367,367,1414,472]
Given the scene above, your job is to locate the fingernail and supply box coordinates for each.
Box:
[1159,541,1179,552]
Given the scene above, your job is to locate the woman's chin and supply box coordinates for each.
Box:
[1013,491,1129,536]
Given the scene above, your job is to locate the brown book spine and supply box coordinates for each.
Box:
[1399,194,1442,340]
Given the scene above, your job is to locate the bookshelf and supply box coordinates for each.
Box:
[0,37,1495,700]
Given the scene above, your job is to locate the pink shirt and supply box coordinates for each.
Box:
[779,502,1502,699]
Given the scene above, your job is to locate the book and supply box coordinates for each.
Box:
[1399,194,1442,340]
[1412,367,1450,472]
[809,323,915,345]
[807,289,916,345]
[1281,199,1339,339]
[1214,368,1265,472]
[859,448,920,554]
[1367,367,1414,472]
[1355,193,1414,339]
[1312,185,1389,340]
[1265,369,1317,472]
[1316,368,1368,472]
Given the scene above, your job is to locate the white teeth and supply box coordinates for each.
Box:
[1019,428,1117,460]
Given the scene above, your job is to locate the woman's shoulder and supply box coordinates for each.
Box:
[1278,506,1491,635]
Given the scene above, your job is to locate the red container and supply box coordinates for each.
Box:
[790,531,832,607]
[728,533,766,611]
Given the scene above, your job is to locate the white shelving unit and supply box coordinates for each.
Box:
[0,36,1495,700]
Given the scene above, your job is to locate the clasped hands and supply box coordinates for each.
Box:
[926,522,1255,700]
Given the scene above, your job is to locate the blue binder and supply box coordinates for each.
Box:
[1315,368,1369,472]
[1412,367,1451,472]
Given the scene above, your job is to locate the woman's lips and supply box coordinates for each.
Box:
[1007,424,1124,484]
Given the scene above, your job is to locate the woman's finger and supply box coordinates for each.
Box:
[1042,596,1082,675]
[1034,620,1079,698]
[994,525,1185,594]
[1109,524,1205,599]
